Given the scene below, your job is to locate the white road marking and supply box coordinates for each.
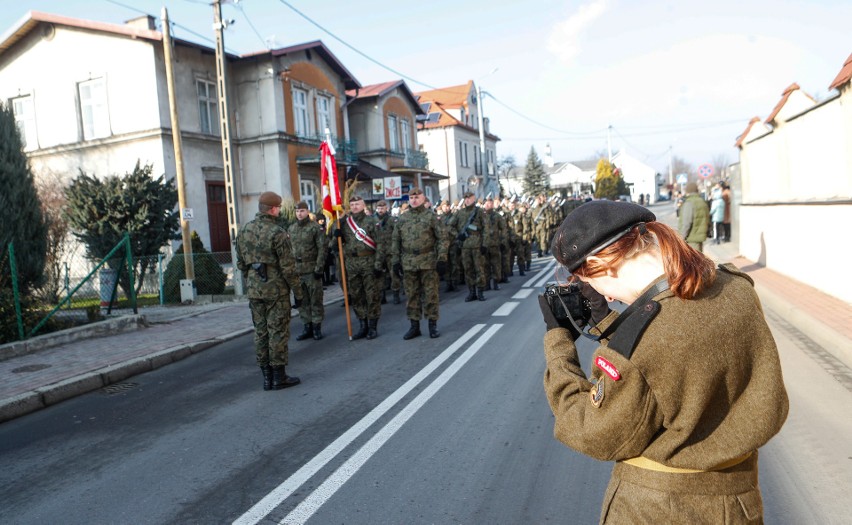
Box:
[280,324,504,525]
[512,288,534,299]
[232,324,487,525]
[492,301,519,316]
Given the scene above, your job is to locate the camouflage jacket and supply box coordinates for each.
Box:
[391,205,449,270]
[236,212,302,301]
[288,217,326,275]
[484,209,507,247]
[339,210,382,270]
[374,212,396,261]
[447,204,490,249]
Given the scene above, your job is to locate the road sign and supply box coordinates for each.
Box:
[698,164,713,179]
[676,173,688,185]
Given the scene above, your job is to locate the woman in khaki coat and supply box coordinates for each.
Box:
[539,200,788,524]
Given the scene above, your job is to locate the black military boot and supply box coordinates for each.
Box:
[492,278,500,290]
[465,287,477,302]
[271,365,300,389]
[392,290,401,304]
[519,265,526,276]
[296,322,313,341]
[484,280,492,291]
[500,275,509,283]
[353,318,368,340]
[526,262,531,271]
[381,290,387,304]
[445,280,457,292]
[261,365,273,391]
[312,323,323,340]
[403,319,421,340]
[476,287,486,301]
[366,318,378,340]
[428,320,440,339]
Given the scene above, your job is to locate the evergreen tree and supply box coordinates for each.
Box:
[64,161,180,295]
[522,146,548,195]
[162,231,226,303]
[0,102,47,294]
[594,159,628,200]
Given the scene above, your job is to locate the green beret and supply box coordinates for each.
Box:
[259,191,282,207]
[554,200,656,272]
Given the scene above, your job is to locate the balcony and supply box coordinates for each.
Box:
[293,133,359,165]
[405,149,429,170]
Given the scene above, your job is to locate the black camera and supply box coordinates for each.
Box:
[544,282,592,327]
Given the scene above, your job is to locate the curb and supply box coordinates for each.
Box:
[0,326,253,423]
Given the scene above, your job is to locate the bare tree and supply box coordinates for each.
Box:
[34,170,71,303]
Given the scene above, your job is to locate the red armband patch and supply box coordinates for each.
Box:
[595,356,621,381]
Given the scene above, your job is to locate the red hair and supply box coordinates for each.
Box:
[572,222,716,300]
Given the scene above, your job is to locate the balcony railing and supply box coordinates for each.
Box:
[293,133,358,164]
[405,148,429,170]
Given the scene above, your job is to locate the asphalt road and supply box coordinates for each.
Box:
[1,256,851,524]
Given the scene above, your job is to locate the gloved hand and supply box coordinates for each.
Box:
[313,271,324,280]
[393,263,403,278]
[373,267,383,278]
[538,294,580,340]
[436,260,448,276]
[456,233,467,243]
[480,246,488,256]
[293,296,302,309]
[334,229,345,242]
[581,282,610,325]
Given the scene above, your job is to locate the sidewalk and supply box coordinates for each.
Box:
[0,285,344,423]
[2,244,850,424]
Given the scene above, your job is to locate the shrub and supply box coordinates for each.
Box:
[162,232,227,303]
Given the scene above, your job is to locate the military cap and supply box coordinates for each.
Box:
[349,195,364,202]
[375,199,388,207]
[408,187,423,196]
[463,191,475,198]
[294,200,309,210]
[556,200,656,272]
[259,191,282,207]
[685,181,698,194]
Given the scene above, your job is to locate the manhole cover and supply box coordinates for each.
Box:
[101,382,139,395]
[11,364,52,373]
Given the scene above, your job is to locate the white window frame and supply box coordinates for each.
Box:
[292,87,309,137]
[388,114,399,152]
[400,118,411,152]
[78,78,110,140]
[196,79,219,136]
[299,179,316,212]
[11,95,37,150]
[316,94,333,134]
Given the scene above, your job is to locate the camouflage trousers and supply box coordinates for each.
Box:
[511,240,527,272]
[380,255,401,292]
[524,240,533,264]
[461,247,486,288]
[501,243,512,277]
[345,258,382,319]
[403,268,440,321]
[298,273,324,324]
[447,244,462,284]
[536,228,550,254]
[249,296,291,367]
[485,246,503,283]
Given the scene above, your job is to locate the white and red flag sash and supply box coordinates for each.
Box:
[345,215,377,250]
[320,140,342,233]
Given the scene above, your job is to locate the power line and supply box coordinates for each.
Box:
[276,0,437,90]
[233,2,270,50]
[486,92,607,137]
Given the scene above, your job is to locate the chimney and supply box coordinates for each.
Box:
[125,15,157,31]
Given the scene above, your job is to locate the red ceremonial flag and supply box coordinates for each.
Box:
[320,140,342,232]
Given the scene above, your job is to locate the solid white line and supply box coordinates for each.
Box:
[492,302,519,316]
[281,324,504,525]
[232,324,486,525]
[512,288,534,300]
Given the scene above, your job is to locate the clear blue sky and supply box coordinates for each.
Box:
[3,0,851,174]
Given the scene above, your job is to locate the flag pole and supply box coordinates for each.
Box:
[325,128,353,340]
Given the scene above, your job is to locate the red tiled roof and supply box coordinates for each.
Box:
[243,40,360,90]
[764,83,814,125]
[345,80,423,114]
[829,51,852,91]
[735,117,762,148]
[415,81,473,108]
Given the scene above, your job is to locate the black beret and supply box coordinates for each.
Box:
[554,200,656,271]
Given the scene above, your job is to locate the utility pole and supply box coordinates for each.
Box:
[476,82,487,198]
[607,124,613,162]
[161,7,195,301]
[212,0,243,295]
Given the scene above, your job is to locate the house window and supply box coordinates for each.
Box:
[292,88,309,137]
[300,179,316,212]
[400,118,411,152]
[388,114,399,152]
[460,107,466,125]
[459,141,469,167]
[11,95,37,150]
[316,95,332,134]
[78,78,110,140]
[197,79,219,135]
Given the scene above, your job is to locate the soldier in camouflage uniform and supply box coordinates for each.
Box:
[288,201,326,341]
[498,199,514,280]
[482,198,505,291]
[335,195,383,340]
[438,201,460,292]
[374,200,401,304]
[520,202,533,270]
[236,191,303,391]
[531,194,551,257]
[391,187,449,339]
[506,199,526,276]
[447,191,490,302]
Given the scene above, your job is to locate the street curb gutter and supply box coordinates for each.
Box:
[755,283,852,370]
[0,327,253,423]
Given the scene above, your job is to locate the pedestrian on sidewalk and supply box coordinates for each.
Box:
[236,191,304,391]
[721,181,732,242]
[677,181,709,252]
[710,183,726,245]
[289,201,326,341]
[540,199,788,524]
